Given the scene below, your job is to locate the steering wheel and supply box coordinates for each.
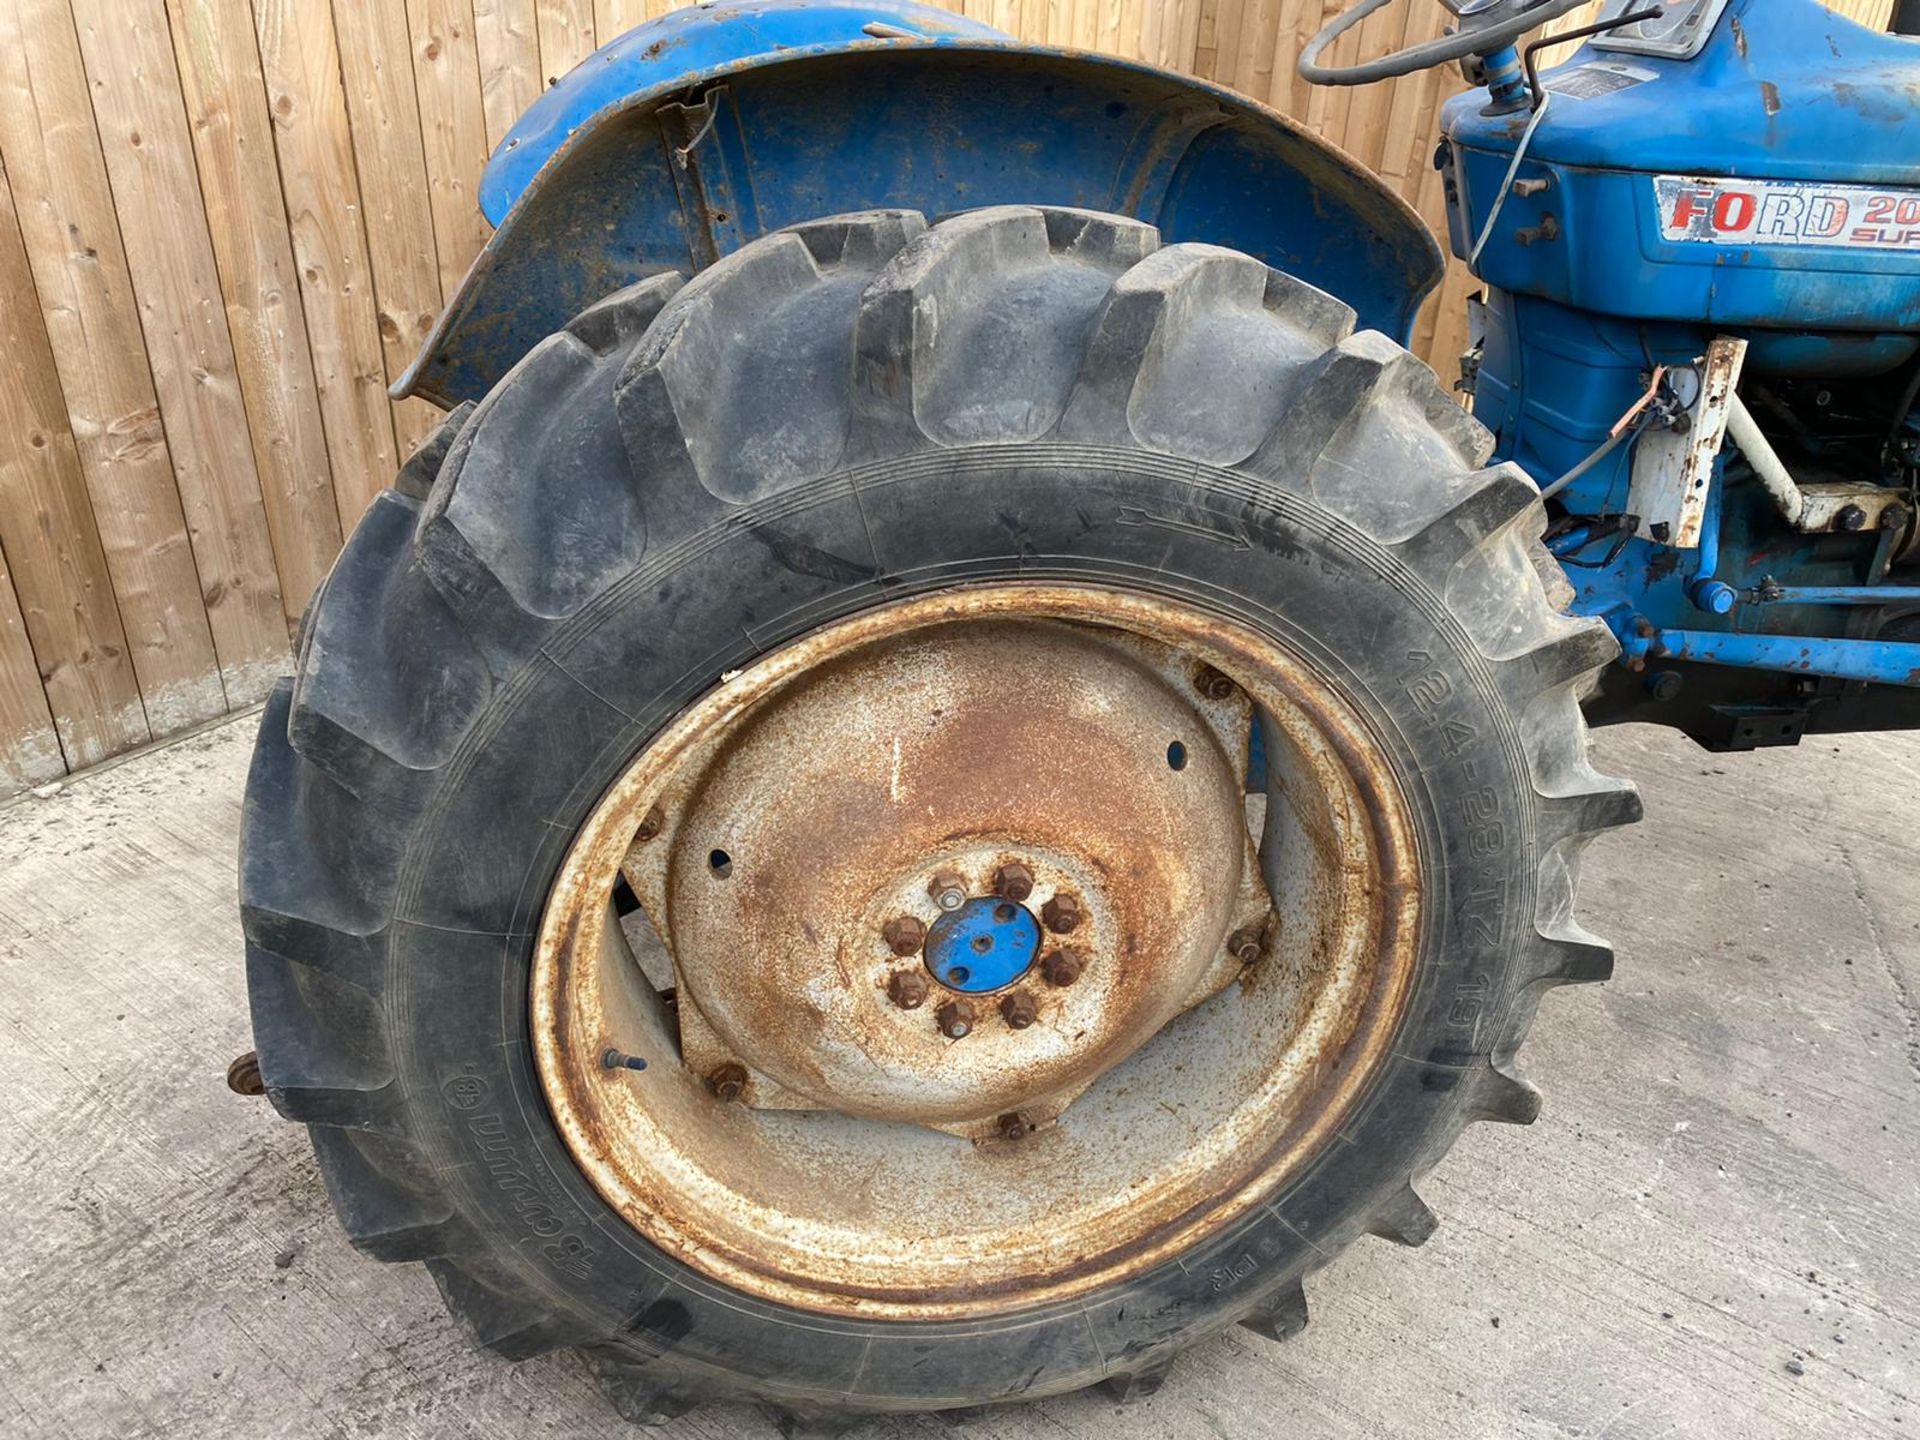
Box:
[1299,0,1590,86]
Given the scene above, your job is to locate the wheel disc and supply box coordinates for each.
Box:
[533,582,1420,1320]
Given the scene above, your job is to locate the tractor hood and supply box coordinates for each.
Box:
[398,0,1444,407]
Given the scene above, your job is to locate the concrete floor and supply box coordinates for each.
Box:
[0,712,1915,1439]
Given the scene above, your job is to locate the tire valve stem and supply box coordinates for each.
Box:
[601,1047,649,1072]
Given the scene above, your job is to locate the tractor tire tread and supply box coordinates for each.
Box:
[242,205,1636,1425]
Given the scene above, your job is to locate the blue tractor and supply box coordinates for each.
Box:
[239,0,1918,1428]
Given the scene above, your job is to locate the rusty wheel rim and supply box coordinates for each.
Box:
[532,583,1420,1320]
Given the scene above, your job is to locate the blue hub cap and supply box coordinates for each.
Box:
[924,896,1041,992]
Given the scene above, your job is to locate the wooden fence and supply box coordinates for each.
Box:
[0,0,1898,796]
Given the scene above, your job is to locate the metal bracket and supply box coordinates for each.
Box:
[657,85,761,270]
[1627,334,1746,549]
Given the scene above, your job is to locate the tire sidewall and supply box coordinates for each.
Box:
[390,446,1536,1403]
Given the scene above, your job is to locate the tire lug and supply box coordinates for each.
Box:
[936,999,975,1039]
[999,991,1037,1029]
[1040,947,1085,987]
[882,914,927,956]
[887,969,929,1010]
[1040,892,1081,934]
[928,871,968,912]
[992,862,1034,903]
[708,1062,749,1102]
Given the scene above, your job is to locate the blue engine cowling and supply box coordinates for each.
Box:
[1439,0,1920,746]
[1446,0,1920,334]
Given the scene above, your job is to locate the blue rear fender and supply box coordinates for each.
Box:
[397,0,1444,406]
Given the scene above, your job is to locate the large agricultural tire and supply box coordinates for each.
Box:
[241,205,1638,1432]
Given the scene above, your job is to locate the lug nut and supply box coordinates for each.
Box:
[937,999,976,1039]
[1194,664,1237,701]
[1040,892,1081,934]
[708,1062,749,1103]
[997,1111,1034,1141]
[1227,924,1265,965]
[999,991,1038,1029]
[887,969,929,1010]
[928,871,968,912]
[1040,947,1085,987]
[882,914,927,956]
[993,863,1035,903]
[1835,504,1869,532]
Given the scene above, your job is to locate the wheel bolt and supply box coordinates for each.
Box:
[999,991,1038,1029]
[887,969,929,1010]
[993,863,1035,903]
[997,1111,1034,1141]
[708,1062,749,1103]
[928,871,968,912]
[1041,892,1081,934]
[936,999,975,1039]
[1041,947,1085,987]
[1194,664,1237,701]
[1227,924,1265,965]
[882,914,927,956]
[226,1050,264,1097]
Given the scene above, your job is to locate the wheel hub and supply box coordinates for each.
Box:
[532,584,1421,1319]
[922,896,1040,992]
[643,613,1269,1133]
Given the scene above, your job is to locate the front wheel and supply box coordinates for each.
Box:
[241,205,1637,1431]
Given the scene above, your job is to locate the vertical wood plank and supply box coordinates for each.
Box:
[0,158,148,767]
[473,0,541,152]
[593,0,649,44]
[251,0,405,530]
[164,0,343,623]
[332,0,448,455]
[536,0,596,83]
[67,0,291,701]
[0,536,64,796]
[0,0,229,736]
[406,0,494,296]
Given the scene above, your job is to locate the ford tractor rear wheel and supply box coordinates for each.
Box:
[241,206,1638,1431]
